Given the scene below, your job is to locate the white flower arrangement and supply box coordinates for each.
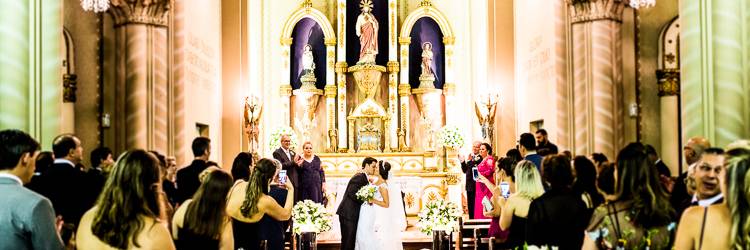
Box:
[268,126,298,150]
[437,125,465,150]
[417,199,462,234]
[355,184,378,202]
[291,200,332,234]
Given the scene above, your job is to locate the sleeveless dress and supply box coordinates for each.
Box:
[175,227,219,250]
[355,183,385,250]
[232,218,263,250]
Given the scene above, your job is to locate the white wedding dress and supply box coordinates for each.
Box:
[355,182,406,250]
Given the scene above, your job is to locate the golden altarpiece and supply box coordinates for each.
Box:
[273,0,460,216]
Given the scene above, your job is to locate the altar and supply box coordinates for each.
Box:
[250,0,468,214]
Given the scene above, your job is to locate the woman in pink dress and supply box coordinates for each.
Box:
[474,143,495,219]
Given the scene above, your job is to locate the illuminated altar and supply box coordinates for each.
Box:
[275,0,461,215]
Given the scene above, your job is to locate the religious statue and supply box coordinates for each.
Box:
[243,96,263,154]
[356,0,378,64]
[474,94,499,142]
[397,128,407,152]
[302,44,315,76]
[328,128,338,152]
[421,42,434,77]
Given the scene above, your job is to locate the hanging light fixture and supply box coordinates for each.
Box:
[628,0,655,9]
[81,0,110,13]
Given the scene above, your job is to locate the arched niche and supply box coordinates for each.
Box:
[659,16,680,70]
[346,0,389,66]
[408,17,444,89]
[290,18,326,89]
[399,3,455,90]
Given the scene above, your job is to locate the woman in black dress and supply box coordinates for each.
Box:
[299,141,326,204]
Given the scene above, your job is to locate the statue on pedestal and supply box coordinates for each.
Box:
[328,128,338,152]
[418,42,436,89]
[244,96,263,154]
[302,44,315,76]
[356,0,378,64]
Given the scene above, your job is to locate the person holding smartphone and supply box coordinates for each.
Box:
[477,157,516,240]
[474,143,495,220]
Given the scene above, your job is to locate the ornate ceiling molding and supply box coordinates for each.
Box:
[567,0,626,23]
[109,0,171,27]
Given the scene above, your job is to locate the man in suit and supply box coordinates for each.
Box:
[0,129,64,250]
[337,157,378,250]
[675,147,725,219]
[671,137,711,214]
[519,133,543,172]
[645,144,671,177]
[32,134,91,243]
[273,134,303,202]
[459,141,482,219]
[535,129,559,157]
[175,137,210,204]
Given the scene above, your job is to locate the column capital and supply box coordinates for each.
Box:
[656,69,680,96]
[387,61,400,73]
[399,37,411,45]
[324,38,337,46]
[567,0,626,23]
[335,62,348,73]
[398,84,411,96]
[324,85,337,98]
[279,84,293,97]
[110,0,170,27]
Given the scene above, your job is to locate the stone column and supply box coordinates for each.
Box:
[325,38,337,152]
[443,36,456,127]
[336,0,348,150]
[110,0,170,152]
[399,37,412,150]
[657,69,680,175]
[568,0,626,158]
[681,0,750,147]
[388,0,399,150]
[281,38,293,126]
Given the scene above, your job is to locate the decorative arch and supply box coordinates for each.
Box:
[281,4,335,43]
[658,16,680,69]
[399,8,454,41]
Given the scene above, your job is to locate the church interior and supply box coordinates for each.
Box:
[2,0,750,249]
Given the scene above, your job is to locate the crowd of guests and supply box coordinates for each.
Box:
[0,130,328,250]
[461,129,750,249]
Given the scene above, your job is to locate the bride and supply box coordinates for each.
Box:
[355,160,405,250]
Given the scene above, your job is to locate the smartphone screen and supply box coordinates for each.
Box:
[278,170,287,184]
[500,182,510,198]
[472,167,479,180]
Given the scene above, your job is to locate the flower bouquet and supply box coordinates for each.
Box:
[355,184,378,202]
[268,126,298,150]
[291,200,332,234]
[417,199,462,234]
[437,125,465,150]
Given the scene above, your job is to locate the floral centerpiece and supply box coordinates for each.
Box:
[417,199,462,234]
[355,184,378,202]
[292,200,332,234]
[268,126,298,150]
[437,125,465,150]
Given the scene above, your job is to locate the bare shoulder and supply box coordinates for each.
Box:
[140,217,176,250]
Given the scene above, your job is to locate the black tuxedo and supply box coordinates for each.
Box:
[175,160,208,204]
[31,162,91,226]
[336,173,368,250]
[655,159,671,177]
[461,155,482,219]
[273,148,300,202]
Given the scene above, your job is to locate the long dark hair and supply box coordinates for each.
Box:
[231,152,253,181]
[184,170,234,239]
[572,156,604,207]
[378,160,392,180]
[239,158,277,217]
[92,150,162,249]
[614,143,673,228]
[542,154,573,190]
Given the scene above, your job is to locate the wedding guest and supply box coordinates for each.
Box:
[583,143,675,250]
[231,152,253,182]
[176,137,211,204]
[535,129,558,157]
[572,156,604,211]
[172,170,234,250]
[674,147,750,250]
[25,151,53,191]
[596,163,616,200]
[163,156,178,207]
[671,137,711,216]
[474,142,496,219]
[519,133,542,172]
[477,157,517,240]
[76,150,175,250]
[674,147,725,220]
[505,148,523,164]
[299,141,326,204]
[460,141,482,219]
[526,155,588,249]
[590,153,608,174]
[273,134,302,202]
[494,160,544,249]
[259,159,290,250]
[226,158,294,249]
[0,129,65,250]
[150,151,176,219]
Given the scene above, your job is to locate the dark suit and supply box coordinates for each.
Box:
[336,173,368,250]
[526,189,589,250]
[273,148,300,202]
[537,141,559,157]
[525,153,544,173]
[460,155,482,219]
[32,161,91,226]
[655,159,671,177]
[175,160,208,204]
[0,176,65,250]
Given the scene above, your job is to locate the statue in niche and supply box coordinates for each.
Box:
[356,0,378,64]
[328,128,338,152]
[421,42,434,77]
[302,44,315,76]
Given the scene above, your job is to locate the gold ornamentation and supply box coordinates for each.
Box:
[399,37,411,45]
[568,0,626,23]
[398,128,408,152]
[324,37,337,46]
[324,85,337,98]
[443,172,461,185]
[656,69,680,96]
[398,84,411,96]
[109,0,170,26]
[419,0,433,7]
[360,0,373,10]
[443,83,456,96]
[387,61,400,73]
[405,192,415,208]
[328,129,338,152]
[335,61,348,73]
[279,84,293,97]
[301,0,312,8]
[442,36,455,45]
[63,74,77,103]
[280,37,294,46]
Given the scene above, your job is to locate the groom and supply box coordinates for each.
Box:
[337,157,378,250]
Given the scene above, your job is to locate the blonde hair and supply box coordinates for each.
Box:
[513,160,544,200]
[725,148,750,249]
[302,141,313,148]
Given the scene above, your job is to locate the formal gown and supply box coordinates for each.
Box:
[299,156,325,204]
[232,218,262,250]
[374,182,405,250]
[474,156,495,219]
[355,183,385,250]
[175,227,219,250]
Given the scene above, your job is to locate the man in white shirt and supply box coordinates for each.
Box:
[675,147,725,219]
[0,129,64,250]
